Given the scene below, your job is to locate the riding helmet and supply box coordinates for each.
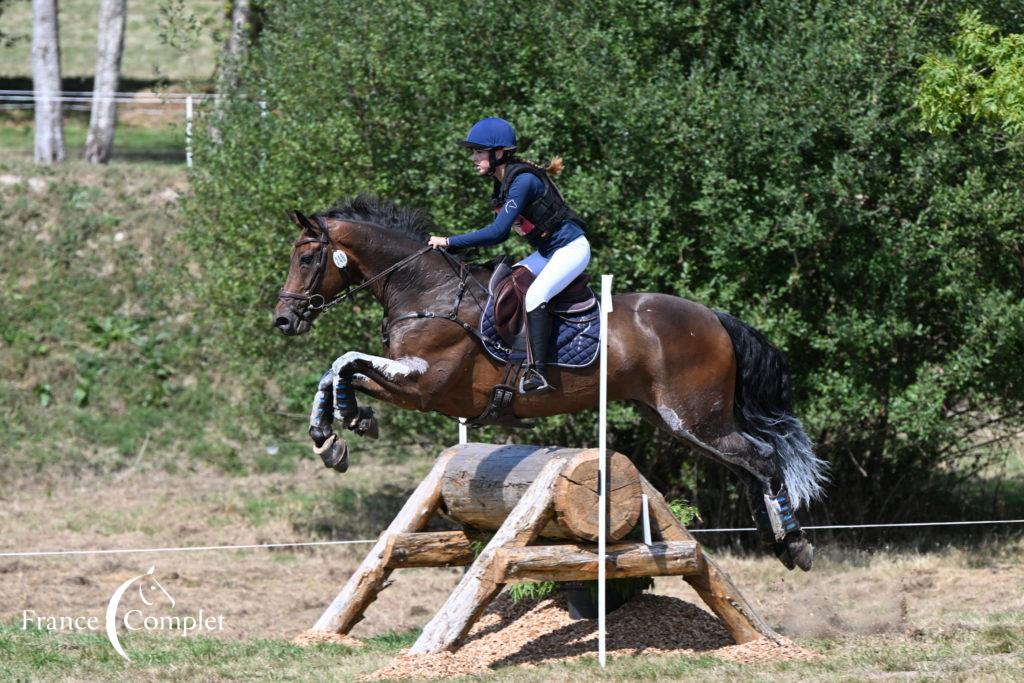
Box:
[457,117,518,151]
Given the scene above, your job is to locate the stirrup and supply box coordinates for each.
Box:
[518,366,554,394]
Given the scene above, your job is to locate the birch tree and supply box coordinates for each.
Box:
[221,0,249,88]
[85,0,126,164]
[31,0,64,164]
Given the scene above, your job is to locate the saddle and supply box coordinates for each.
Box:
[488,261,597,347]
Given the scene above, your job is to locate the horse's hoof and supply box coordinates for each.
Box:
[313,434,350,473]
[775,532,813,571]
[789,536,814,571]
[772,542,796,570]
[309,424,334,449]
[348,407,379,439]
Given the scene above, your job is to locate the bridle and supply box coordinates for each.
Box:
[277,216,433,318]
[277,215,510,355]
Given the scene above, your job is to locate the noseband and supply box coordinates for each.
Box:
[277,219,339,316]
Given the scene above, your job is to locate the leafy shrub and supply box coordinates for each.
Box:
[187,0,1024,527]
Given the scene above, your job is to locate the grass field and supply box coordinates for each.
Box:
[0,0,222,83]
[1,455,1022,681]
[1,158,1022,680]
[0,109,186,161]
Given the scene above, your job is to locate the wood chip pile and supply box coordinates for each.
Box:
[293,630,364,647]
[361,592,816,680]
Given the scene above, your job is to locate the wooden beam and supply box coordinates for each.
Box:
[384,531,476,568]
[639,477,780,644]
[494,540,700,583]
[309,448,457,634]
[440,443,641,541]
[409,455,565,654]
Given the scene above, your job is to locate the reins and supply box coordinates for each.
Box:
[276,217,504,348]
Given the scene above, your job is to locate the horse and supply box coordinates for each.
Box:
[274,195,828,571]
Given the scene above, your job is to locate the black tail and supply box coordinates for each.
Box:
[714,310,828,509]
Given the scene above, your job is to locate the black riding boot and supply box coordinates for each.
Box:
[520,304,554,394]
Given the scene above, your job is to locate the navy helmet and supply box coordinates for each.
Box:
[457,117,517,151]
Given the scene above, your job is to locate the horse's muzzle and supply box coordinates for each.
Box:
[274,309,310,336]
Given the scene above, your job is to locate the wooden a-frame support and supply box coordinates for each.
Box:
[304,445,779,654]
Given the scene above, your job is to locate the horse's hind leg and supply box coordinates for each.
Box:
[636,403,813,570]
[712,432,814,571]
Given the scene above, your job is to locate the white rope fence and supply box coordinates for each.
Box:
[2,519,1021,559]
[0,89,216,105]
[0,89,257,167]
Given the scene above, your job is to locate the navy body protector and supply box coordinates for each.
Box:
[490,163,587,241]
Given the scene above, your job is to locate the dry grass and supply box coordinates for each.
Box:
[2,456,1023,680]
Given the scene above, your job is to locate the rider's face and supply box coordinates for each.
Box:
[471,148,503,175]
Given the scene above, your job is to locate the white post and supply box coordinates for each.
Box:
[458,418,468,445]
[642,494,652,545]
[598,273,613,668]
[185,95,193,168]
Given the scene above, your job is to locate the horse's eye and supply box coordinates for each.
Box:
[300,254,313,265]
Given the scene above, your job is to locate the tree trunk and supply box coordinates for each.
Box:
[84,0,126,164]
[31,0,64,164]
[221,0,249,88]
[225,0,250,59]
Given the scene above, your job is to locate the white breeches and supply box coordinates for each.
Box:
[516,235,592,312]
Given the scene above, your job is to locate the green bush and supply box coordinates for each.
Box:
[187,0,1024,526]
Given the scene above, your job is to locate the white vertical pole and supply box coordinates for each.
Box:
[458,418,468,445]
[642,494,652,545]
[598,273,613,668]
[185,95,193,168]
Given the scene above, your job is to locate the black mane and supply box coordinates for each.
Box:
[319,194,435,242]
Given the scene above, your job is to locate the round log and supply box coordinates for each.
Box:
[439,443,642,541]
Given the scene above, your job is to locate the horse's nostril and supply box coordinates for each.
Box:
[275,316,291,331]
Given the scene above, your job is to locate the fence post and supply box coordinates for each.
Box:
[185,95,193,168]
[598,273,613,668]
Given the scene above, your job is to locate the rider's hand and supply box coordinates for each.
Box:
[428,235,450,249]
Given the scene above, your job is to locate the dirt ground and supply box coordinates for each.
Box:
[3,457,1022,652]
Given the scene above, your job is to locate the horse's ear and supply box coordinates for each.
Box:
[288,210,320,235]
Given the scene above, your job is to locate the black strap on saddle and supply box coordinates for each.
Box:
[464,360,530,428]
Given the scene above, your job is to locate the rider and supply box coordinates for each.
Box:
[428,117,591,394]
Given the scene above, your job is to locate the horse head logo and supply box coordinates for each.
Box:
[105,565,175,661]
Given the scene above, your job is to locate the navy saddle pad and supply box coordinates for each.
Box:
[479,298,601,368]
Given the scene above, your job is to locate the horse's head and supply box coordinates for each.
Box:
[274,211,353,335]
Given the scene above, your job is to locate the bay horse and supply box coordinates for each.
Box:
[274,196,828,570]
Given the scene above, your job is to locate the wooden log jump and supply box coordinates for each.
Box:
[440,443,642,542]
[305,443,779,655]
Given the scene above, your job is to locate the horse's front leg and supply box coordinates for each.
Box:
[307,369,353,472]
[308,353,428,472]
[333,352,429,432]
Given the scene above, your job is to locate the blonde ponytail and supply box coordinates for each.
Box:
[510,154,566,176]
